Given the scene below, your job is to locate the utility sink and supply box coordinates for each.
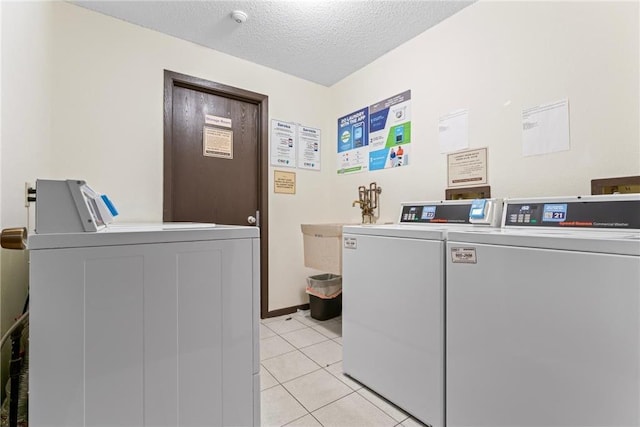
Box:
[301,224,349,275]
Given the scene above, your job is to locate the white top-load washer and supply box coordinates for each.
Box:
[446,194,640,427]
[342,199,503,427]
[28,180,261,427]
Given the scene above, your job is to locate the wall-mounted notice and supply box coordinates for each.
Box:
[337,108,369,174]
[271,119,297,167]
[439,109,469,153]
[203,126,233,159]
[368,90,411,170]
[522,99,570,157]
[274,170,296,194]
[298,126,321,171]
[205,114,232,128]
[447,147,488,188]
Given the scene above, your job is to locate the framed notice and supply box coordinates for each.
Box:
[274,170,296,194]
[203,126,233,159]
[447,148,488,188]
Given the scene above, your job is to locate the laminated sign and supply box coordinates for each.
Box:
[203,126,233,159]
[450,247,477,264]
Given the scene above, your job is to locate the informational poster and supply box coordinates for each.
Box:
[297,125,321,171]
[337,108,369,174]
[439,109,469,153]
[447,147,488,188]
[271,119,297,167]
[274,170,296,194]
[522,99,570,157]
[368,90,411,170]
[203,126,233,159]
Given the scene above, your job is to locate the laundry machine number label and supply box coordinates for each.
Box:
[451,247,477,264]
[344,237,357,249]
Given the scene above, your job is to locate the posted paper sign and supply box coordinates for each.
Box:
[439,109,469,153]
[271,120,297,167]
[447,147,488,188]
[368,90,411,171]
[337,108,369,174]
[203,126,233,159]
[205,114,232,128]
[522,99,570,156]
[297,126,321,171]
[274,170,296,194]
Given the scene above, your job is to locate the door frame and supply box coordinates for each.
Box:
[163,70,270,318]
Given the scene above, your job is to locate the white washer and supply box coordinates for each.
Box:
[446,195,640,427]
[29,223,261,427]
[342,199,502,427]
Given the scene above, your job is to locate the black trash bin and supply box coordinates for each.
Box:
[306,274,342,321]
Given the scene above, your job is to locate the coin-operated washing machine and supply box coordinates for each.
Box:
[28,179,261,427]
[446,194,640,427]
[342,198,503,427]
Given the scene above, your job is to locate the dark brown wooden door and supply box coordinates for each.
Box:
[164,70,269,316]
[168,86,257,224]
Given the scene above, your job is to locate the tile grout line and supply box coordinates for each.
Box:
[278,328,332,350]
[260,347,299,362]
[300,388,360,422]
[321,366,361,392]
[268,318,352,425]
[263,363,324,388]
[356,388,411,424]
[282,320,355,417]
[263,316,391,427]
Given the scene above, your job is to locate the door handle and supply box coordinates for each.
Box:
[247,215,256,225]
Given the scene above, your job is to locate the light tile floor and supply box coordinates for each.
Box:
[260,311,427,427]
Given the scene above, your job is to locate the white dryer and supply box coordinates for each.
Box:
[446,194,640,427]
[342,199,502,427]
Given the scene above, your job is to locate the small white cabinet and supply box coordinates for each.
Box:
[28,224,260,427]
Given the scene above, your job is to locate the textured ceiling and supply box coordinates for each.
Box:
[72,1,475,86]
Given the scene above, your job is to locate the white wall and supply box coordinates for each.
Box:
[0,1,50,398]
[1,1,333,313]
[0,1,638,319]
[329,1,640,223]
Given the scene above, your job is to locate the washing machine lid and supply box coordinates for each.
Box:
[343,224,446,240]
[447,228,640,256]
[28,222,259,250]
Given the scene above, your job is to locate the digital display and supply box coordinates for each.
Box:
[542,204,568,222]
[354,127,362,139]
[421,206,436,220]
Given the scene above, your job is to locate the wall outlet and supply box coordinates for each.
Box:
[24,182,34,207]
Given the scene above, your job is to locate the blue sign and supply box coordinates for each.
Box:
[542,204,568,222]
[421,206,436,220]
[337,108,368,153]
